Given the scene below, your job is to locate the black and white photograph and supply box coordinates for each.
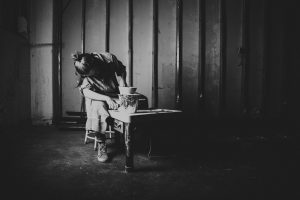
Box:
[1,0,299,199]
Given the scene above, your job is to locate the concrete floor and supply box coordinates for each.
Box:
[2,124,300,200]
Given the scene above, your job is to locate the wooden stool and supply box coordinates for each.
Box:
[84,125,115,150]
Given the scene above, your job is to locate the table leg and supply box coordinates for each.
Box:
[124,123,134,172]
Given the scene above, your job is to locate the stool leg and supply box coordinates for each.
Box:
[84,131,88,144]
[94,138,97,151]
[109,126,112,138]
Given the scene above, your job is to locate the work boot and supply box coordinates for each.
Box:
[97,141,108,162]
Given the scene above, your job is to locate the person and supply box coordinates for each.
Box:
[72,51,128,162]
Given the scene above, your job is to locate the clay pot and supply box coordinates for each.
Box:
[118,86,137,94]
[118,94,139,113]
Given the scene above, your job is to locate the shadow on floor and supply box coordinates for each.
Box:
[2,125,300,200]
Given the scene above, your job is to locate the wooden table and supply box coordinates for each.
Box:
[108,109,182,172]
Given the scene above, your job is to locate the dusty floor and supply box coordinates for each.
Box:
[2,124,300,200]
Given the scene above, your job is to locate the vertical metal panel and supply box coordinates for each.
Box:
[219,0,225,116]
[132,0,153,106]
[182,0,200,115]
[53,0,61,123]
[82,0,86,53]
[152,0,158,108]
[175,0,182,109]
[110,0,129,84]
[265,0,286,118]
[205,0,222,117]
[106,0,110,52]
[248,0,265,118]
[285,2,299,120]
[128,0,133,86]
[1,28,31,126]
[85,0,106,53]
[261,0,268,118]
[61,0,82,116]
[30,0,54,123]
[157,0,176,109]
[224,0,244,117]
[241,0,249,117]
[199,0,206,114]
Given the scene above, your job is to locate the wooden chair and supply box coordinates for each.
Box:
[81,96,116,151]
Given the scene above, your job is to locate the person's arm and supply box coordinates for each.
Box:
[82,88,118,110]
[108,53,127,86]
[118,70,127,87]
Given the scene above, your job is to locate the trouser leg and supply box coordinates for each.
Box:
[85,99,110,142]
[91,101,109,140]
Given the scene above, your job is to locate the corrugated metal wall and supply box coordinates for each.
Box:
[30,0,54,124]
[58,0,288,120]
[61,0,82,116]
[1,0,31,127]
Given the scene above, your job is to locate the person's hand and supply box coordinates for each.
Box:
[105,97,118,110]
[119,78,127,87]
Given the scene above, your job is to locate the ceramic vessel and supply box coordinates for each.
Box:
[118,86,137,94]
[118,94,139,113]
